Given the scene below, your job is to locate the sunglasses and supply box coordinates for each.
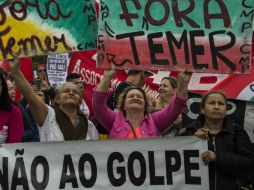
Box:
[38,69,46,73]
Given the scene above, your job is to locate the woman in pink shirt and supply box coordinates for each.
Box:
[0,73,23,143]
[93,69,190,139]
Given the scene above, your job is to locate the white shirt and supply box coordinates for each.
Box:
[38,106,98,142]
[80,99,90,118]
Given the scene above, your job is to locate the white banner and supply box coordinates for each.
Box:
[0,137,209,190]
[47,53,69,85]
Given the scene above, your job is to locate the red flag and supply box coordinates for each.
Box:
[1,58,33,82]
[211,61,254,101]
[1,58,33,101]
[211,32,254,101]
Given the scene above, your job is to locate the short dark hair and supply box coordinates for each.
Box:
[37,90,50,105]
[0,73,13,111]
[66,73,80,81]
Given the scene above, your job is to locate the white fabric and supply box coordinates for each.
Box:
[80,99,90,118]
[0,137,209,190]
[38,106,98,142]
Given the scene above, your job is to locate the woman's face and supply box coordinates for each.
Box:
[59,83,81,107]
[158,79,175,99]
[201,93,227,120]
[124,89,145,112]
[7,80,16,101]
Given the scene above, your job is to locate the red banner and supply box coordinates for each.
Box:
[69,32,253,117]
[0,58,33,82]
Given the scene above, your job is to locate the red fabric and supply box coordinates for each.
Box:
[69,50,130,117]
[199,76,218,84]
[1,58,33,82]
[211,58,254,99]
[211,32,254,99]
[1,58,33,101]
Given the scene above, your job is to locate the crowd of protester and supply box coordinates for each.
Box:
[0,57,253,190]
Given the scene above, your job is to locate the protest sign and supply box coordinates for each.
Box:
[0,137,208,190]
[47,53,69,85]
[0,0,97,60]
[97,0,254,73]
[68,51,254,118]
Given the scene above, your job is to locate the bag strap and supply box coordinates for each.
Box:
[130,125,137,139]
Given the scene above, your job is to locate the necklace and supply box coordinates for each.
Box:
[73,115,80,128]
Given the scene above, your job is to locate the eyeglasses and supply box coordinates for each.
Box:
[38,69,46,73]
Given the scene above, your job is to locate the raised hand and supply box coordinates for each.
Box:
[103,67,117,78]
[96,68,118,92]
[176,68,191,98]
[40,78,50,91]
[7,58,21,75]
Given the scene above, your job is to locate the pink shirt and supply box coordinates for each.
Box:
[92,90,187,139]
[0,105,23,143]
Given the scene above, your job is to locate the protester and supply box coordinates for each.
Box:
[37,64,47,80]
[183,90,254,190]
[35,90,50,105]
[92,68,189,139]
[154,77,186,136]
[107,70,153,110]
[156,77,178,110]
[6,79,34,142]
[8,59,98,142]
[0,73,23,143]
[94,70,153,136]
[66,73,90,118]
[36,64,55,106]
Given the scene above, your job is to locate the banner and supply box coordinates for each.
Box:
[0,0,97,60]
[68,50,159,117]
[97,0,254,73]
[0,137,208,190]
[184,93,254,142]
[47,53,69,85]
[69,51,254,119]
[211,62,254,101]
